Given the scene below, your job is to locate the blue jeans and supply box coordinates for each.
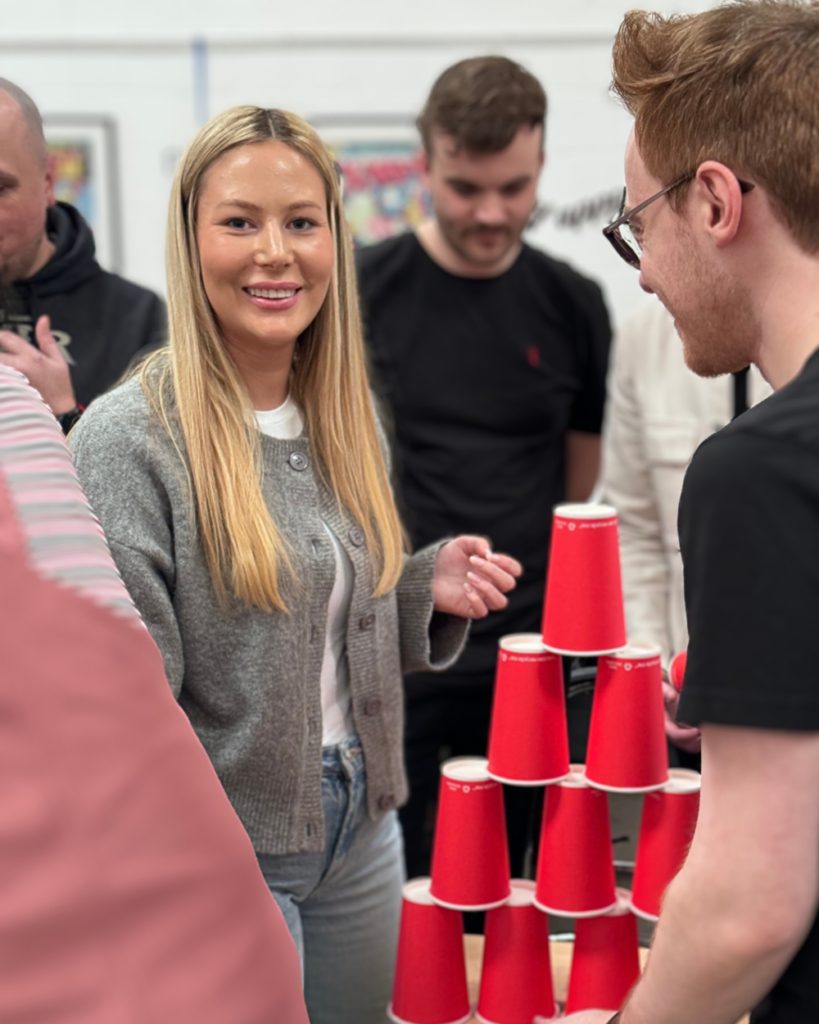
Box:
[257,738,404,1024]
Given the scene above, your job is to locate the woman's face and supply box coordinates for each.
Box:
[196,139,335,362]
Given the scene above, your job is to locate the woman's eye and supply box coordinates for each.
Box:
[290,217,315,231]
[224,217,251,229]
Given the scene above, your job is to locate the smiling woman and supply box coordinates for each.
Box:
[195,139,335,401]
[69,105,521,1024]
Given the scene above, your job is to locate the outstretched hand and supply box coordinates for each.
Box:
[663,678,702,754]
[432,536,522,620]
[0,315,76,414]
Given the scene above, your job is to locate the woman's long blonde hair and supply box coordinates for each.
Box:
[142,106,404,611]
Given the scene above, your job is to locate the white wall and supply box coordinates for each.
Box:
[1,0,715,326]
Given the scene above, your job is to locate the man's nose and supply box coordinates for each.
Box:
[474,194,507,226]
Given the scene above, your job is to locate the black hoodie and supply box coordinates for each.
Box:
[0,202,166,407]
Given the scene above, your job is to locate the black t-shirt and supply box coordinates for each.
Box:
[357,233,611,675]
[678,345,819,1023]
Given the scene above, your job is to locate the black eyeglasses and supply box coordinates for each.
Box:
[603,172,755,268]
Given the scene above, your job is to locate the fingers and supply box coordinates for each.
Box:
[666,719,702,753]
[468,554,519,591]
[0,353,28,375]
[486,550,523,577]
[34,315,59,357]
[662,680,680,718]
[0,329,27,356]
[464,569,510,611]
[462,581,488,618]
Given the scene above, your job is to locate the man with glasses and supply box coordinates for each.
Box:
[562,3,819,1023]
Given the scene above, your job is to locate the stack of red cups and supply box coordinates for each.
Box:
[535,503,644,1012]
[390,503,702,1019]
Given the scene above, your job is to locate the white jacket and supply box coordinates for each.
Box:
[601,302,770,666]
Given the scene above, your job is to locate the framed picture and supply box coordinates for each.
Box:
[311,116,431,245]
[43,115,123,272]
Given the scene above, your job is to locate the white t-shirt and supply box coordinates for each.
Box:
[256,395,354,745]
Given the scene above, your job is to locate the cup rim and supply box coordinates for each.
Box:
[505,878,537,906]
[555,764,594,789]
[533,896,620,918]
[543,642,625,657]
[583,773,669,794]
[487,767,571,787]
[553,501,617,520]
[430,892,511,911]
[498,632,551,654]
[401,877,435,905]
[604,642,663,661]
[664,768,702,794]
[441,755,491,782]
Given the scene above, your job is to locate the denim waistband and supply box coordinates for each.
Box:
[321,736,363,778]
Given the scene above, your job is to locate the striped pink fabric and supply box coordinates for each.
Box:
[0,367,138,619]
[0,366,308,1023]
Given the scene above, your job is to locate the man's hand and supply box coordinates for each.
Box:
[432,536,522,619]
[663,677,702,754]
[0,315,76,414]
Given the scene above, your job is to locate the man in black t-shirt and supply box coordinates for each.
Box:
[564,4,819,1024]
[0,79,165,430]
[357,56,611,878]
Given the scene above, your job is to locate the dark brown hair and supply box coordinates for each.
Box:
[417,56,546,156]
[611,0,819,252]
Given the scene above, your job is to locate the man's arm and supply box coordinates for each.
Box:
[563,725,819,1024]
[565,429,601,501]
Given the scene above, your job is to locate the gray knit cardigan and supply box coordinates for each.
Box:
[71,377,468,855]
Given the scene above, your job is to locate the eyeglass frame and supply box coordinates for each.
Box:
[603,171,754,268]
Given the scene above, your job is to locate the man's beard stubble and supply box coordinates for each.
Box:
[667,254,760,379]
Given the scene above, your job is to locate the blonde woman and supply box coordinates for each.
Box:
[71,106,520,1024]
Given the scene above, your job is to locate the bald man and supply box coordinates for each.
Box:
[0,78,165,429]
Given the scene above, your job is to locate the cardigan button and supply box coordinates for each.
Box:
[377,793,396,811]
[348,525,365,547]
[288,451,309,472]
[363,698,382,716]
[358,613,375,630]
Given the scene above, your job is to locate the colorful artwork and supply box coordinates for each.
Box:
[318,128,431,244]
[49,140,96,226]
[44,117,121,271]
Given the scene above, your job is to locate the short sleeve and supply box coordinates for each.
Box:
[678,428,819,729]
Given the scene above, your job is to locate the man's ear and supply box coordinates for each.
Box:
[44,152,56,207]
[693,160,745,247]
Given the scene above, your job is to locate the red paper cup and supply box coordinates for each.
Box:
[629,769,701,921]
[534,765,617,917]
[564,889,641,1014]
[389,878,471,1024]
[430,757,511,910]
[584,644,669,793]
[669,650,687,693]
[487,634,570,786]
[476,879,558,1024]
[541,503,626,656]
